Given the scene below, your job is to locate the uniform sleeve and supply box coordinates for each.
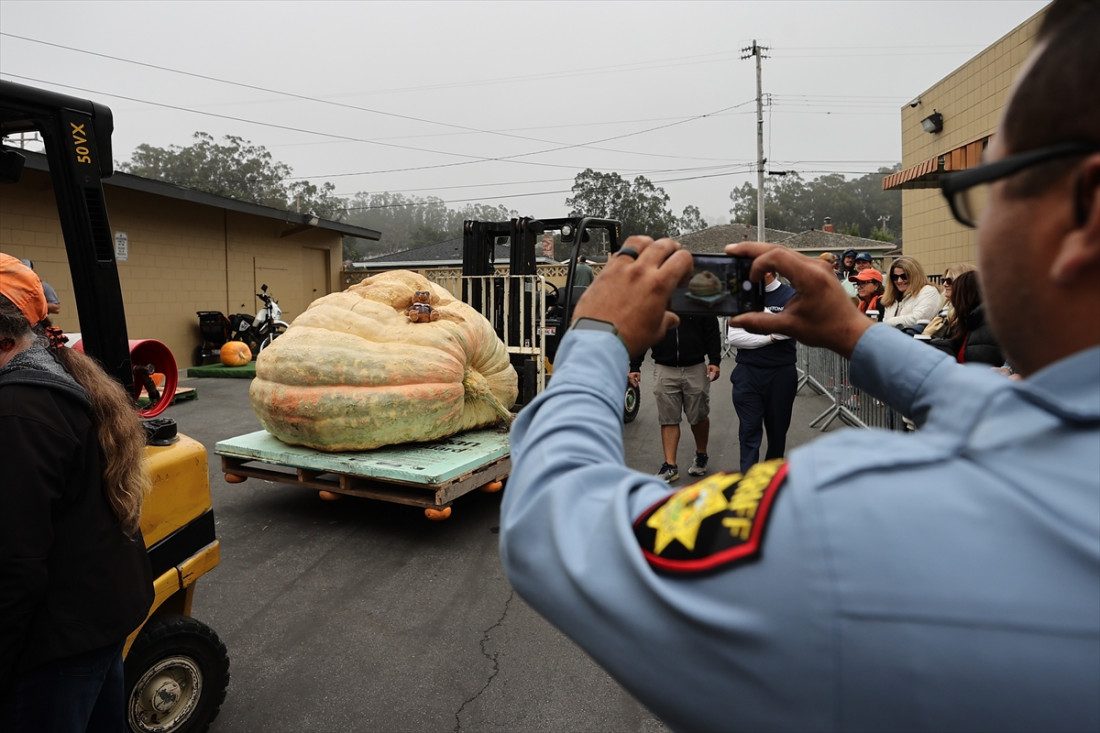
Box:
[499,330,835,732]
[0,410,69,686]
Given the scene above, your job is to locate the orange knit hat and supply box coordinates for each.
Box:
[0,252,48,326]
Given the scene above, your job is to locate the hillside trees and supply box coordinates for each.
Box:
[119,132,345,218]
[728,165,901,238]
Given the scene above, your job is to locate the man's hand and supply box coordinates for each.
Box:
[706,364,720,382]
[725,242,872,358]
[572,236,693,358]
[627,372,641,389]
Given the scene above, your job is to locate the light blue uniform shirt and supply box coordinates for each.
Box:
[500,324,1100,733]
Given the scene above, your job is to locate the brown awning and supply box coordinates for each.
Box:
[883,137,990,191]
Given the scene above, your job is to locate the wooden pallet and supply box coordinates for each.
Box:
[215,429,510,519]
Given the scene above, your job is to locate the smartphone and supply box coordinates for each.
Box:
[669,254,765,317]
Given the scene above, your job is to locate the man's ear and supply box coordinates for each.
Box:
[1050,154,1100,284]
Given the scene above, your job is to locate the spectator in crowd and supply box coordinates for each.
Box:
[851,268,885,318]
[839,249,858,280]
[854,251,874,271]
[725,270,797,473]
[881,255,942,330]
[19,259,60,314]
[922,262,976,338]
[498,1,1098,729]
[0,254,153,731]
[628,316,721,482]
[929,270,1004,366]
[573,255,595,287]
[822,250,853,297]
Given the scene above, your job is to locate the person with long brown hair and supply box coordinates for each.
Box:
[881,255,942,329]
[929,270,1005,365]
[921,262,976,338]
[0,253,153,731]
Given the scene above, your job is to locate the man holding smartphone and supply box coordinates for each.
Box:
[499,2,1099,729]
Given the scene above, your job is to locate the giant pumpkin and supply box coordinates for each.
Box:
[249,270,517,451]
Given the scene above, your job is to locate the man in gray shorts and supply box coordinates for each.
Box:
[628,316,721,482]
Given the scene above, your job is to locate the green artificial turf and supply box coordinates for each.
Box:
[187,363,257,379]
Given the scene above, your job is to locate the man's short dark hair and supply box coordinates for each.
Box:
[1003,0,1100,154]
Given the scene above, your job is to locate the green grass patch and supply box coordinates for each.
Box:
[187,363,256,379]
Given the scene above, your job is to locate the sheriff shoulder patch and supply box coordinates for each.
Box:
[633,459,788,574]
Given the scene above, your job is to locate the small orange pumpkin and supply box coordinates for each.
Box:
[317,490,342,502]
[220,341,252,367]
[480,480,504,494]
[224,473,247,484]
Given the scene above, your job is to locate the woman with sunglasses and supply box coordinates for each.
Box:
[929,270,1004,366]
[881,256,942,330]
[921,263,976,338]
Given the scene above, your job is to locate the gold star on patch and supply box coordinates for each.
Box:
[646,473,740,554]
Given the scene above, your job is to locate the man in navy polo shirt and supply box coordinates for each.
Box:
[725,270,797,472]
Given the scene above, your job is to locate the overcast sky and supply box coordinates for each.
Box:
[0,0,1046,226]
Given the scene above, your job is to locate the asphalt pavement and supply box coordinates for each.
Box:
[170,362,836,732]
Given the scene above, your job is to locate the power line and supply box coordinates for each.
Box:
[339,165,760,211]
[0,72,753,177]
[0,31,745,163]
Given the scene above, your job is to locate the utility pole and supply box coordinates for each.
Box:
[878,214,891,236]
[741,39,769,241]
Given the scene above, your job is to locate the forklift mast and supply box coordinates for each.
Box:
[461,215,622,405]
[0,80,133,392]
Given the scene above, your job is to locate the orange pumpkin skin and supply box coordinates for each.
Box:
[250,270,517,452]
[220,341,253,367]
[481,480,504,493]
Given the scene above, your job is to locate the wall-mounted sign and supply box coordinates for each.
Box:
[114,231,128,261]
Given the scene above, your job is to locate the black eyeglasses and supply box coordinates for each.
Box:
[941,142,1100,228]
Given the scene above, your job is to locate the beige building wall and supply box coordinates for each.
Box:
[898,7,1044,275]
[0,169,342,369]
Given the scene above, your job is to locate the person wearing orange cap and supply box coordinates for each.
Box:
[850,267,885,318]
[0,253,153,731]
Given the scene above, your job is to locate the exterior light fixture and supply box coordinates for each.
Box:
[921,111,944,134]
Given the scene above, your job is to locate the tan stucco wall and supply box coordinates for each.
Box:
[898,7,1044,275]
[0,169,342,369]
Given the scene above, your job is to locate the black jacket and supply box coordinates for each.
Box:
[629,315,721,372]
[0,374,153,687]
[929,305,1004,366]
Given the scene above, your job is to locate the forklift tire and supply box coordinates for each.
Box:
[623,384,641,424]
[124,614,229,733]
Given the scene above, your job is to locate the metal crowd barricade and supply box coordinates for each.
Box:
[795,342,904,431]
[433,272,548,395]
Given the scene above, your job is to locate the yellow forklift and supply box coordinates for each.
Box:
[0,80,229,733]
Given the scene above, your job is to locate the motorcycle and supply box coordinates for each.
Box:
[194,284,288,365]
[229,284,289,355]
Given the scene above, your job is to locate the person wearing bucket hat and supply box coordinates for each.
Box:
[0,254,153,731]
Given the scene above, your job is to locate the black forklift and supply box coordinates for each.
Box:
[461,215,641,422]
[1,80,229,733]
